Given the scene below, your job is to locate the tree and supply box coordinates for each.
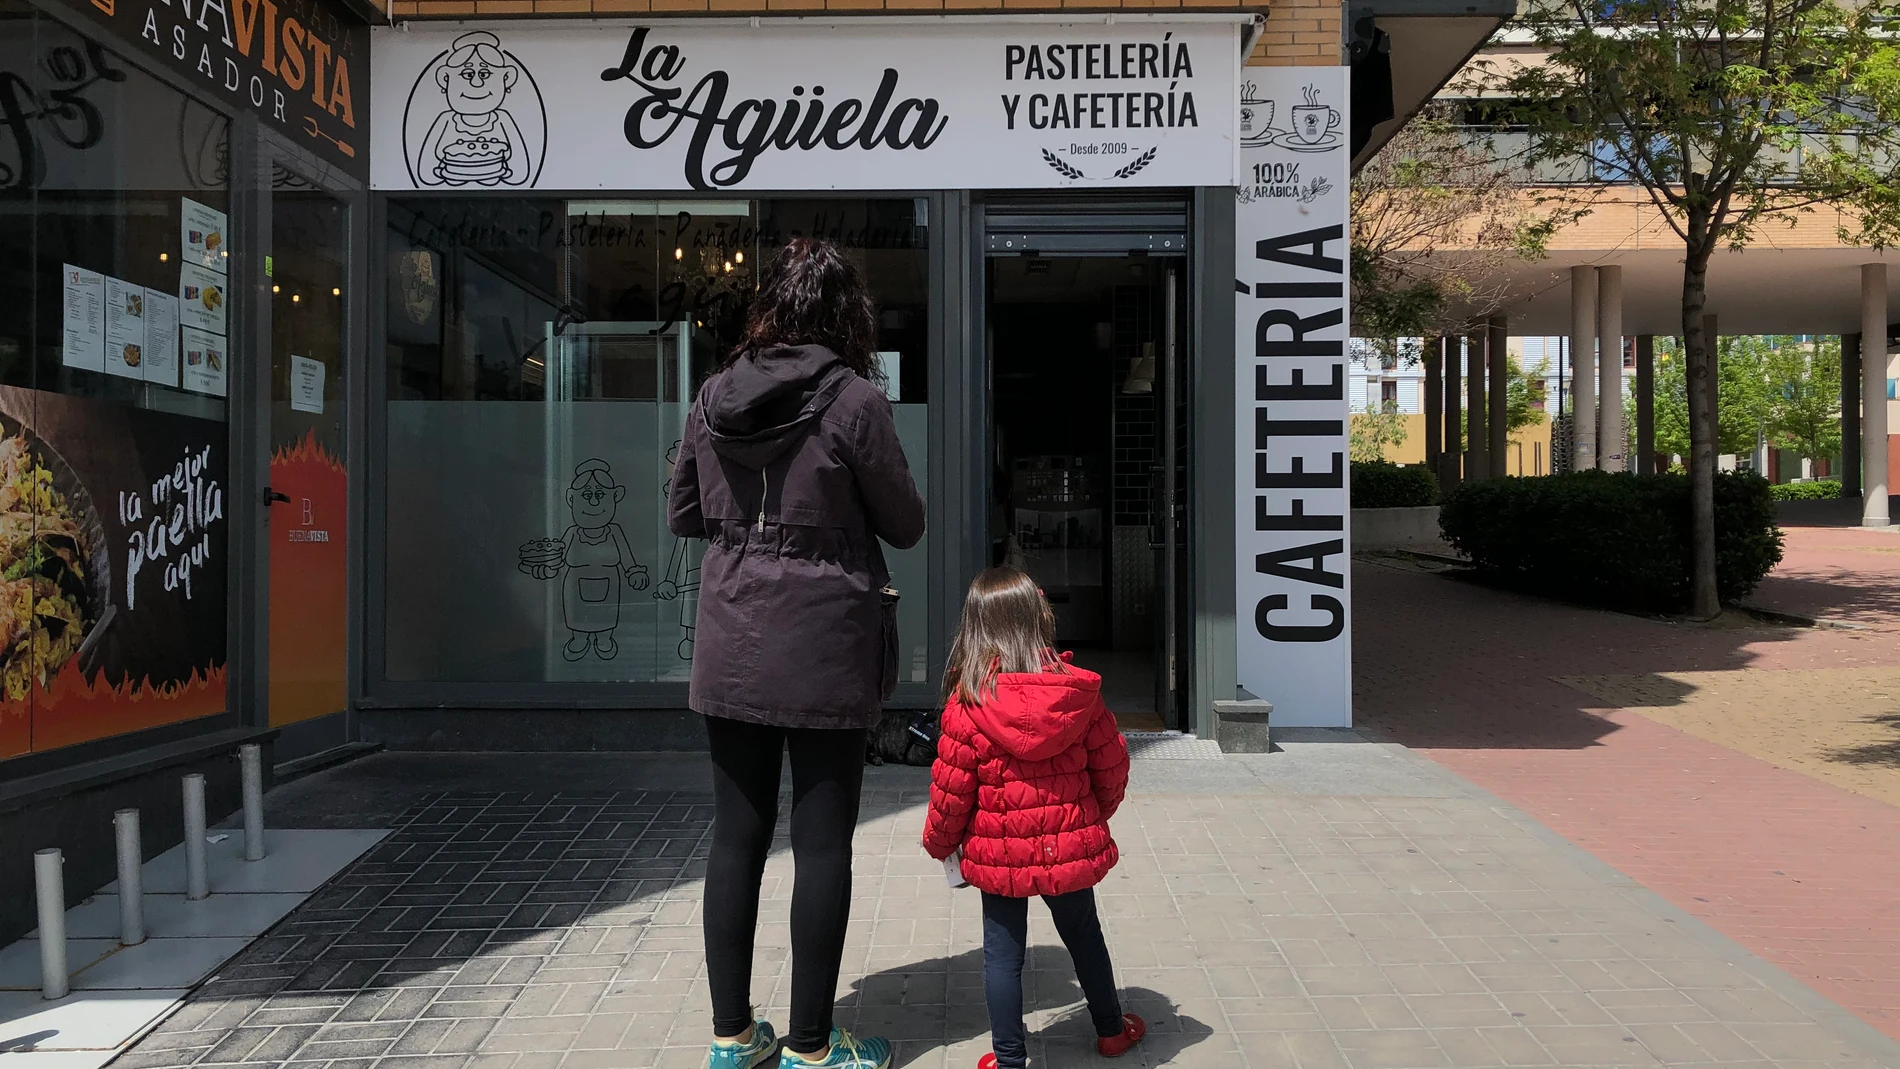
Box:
[1505,356,1550,434]
[1634,335,1840,470]
[1351,401,1410,462]
[1351,108,1575,352]
[1763,337,1843,465]
[1479,0,1900,617]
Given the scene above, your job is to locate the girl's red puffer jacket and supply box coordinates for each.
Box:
[921,658,1130,898]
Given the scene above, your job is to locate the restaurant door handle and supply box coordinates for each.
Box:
[263,488,291,506]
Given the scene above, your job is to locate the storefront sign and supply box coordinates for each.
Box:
[45,0,368,178]
[1233,68,1352,727]
[369,20,1240,191]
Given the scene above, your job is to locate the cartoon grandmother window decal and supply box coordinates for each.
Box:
[403,30,548,188]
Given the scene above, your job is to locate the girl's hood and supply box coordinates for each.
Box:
[965,656,1104,762]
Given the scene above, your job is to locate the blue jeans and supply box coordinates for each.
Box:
[980,889,1123,1068]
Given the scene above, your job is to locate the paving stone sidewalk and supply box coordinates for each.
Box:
[101,743,1900,1069]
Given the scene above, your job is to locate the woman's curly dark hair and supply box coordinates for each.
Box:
[730,238,883,385]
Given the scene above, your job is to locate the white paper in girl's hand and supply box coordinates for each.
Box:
[943,850,969,889]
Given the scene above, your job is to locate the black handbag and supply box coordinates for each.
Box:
[878,585,901,700]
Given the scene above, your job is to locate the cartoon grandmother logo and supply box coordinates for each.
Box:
[519,460,650,661]
[402,30,547,188]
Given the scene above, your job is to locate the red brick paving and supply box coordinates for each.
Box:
[1354,559,1900,1039]
[1747,525,1900,631]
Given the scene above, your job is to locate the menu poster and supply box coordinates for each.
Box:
[181,199,229,274]
[61,265,105,371]
[178,263,227,335]
[181,326,228,397]
[143,289,181,388]
[103,277,147,380]
[290,356,325,414]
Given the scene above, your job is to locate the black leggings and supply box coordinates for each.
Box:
[704,715,867,1054]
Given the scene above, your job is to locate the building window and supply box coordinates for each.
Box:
[0,12,232,758]
[1380,380,1398,407]
[381,198,930,686]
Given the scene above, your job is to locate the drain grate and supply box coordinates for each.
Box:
[1123,731,1223,760]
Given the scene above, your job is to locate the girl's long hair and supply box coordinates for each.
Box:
[944,567,1062,706]
[729,238,883,385]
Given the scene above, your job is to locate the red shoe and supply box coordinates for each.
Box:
[977,1055,997,1069]
[1096,1015,1146,1057]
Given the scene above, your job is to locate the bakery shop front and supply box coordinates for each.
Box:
[0,0,372,940]
[361,16,1263,748]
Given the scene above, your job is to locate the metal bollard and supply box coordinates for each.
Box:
[239,743,265,862]
[34,848,68,1000]
[183,773,208,901]
[115,808,145,945]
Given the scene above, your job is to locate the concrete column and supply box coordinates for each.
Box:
[1570,266,1599,470]
[1424,336,1443,475]
[1635,335,1656,474]
[1488,315,1509,477]
[1863,264,1890,526]
[1443,336,1463,493]
[1466,329,1489,480]
[1843,333,1862,498]
[1597,266,1626,471]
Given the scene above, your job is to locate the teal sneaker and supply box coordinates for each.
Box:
[710,1020,779,1069]
[777,1028,891,1069]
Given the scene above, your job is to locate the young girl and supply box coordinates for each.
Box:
[922,568,1145,1069]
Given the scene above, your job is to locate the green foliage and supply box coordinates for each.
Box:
[1352,461,1438,509]
[1439,472,1785,612]
[1350,402,1411,463]
[1505,356,1548,434]
[1768,479,1842,501]
[1633,336,1842,465]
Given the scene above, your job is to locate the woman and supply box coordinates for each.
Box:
[668,239,925,1069]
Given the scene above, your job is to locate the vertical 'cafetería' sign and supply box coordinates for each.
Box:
[369,19,1241,191]
[1233,68,1352,727]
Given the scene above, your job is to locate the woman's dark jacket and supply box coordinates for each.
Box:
[667,344,926,730]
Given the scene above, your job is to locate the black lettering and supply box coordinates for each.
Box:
[1255,308,1344,358]
[1255,498,1343,532]
[1255,410,1343,445]
[1256,452,1345,489]
[1256,364,1344,401]
[1256,225,1345,273]
[1257,594,1346,641]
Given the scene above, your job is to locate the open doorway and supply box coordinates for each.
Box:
[987,255,1187,731]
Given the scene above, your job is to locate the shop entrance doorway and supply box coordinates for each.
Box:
[984,252,1189,731]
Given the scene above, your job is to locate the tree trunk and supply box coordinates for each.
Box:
[1681,245,1720,619]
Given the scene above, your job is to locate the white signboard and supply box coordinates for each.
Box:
[370,20,1241,191]
[103,276,147,381]
[290,355,326,414]
[182,326,228,397]
[181,198,229,274]
[61,265,104,372]
[178,264,227,336]
[143,289,181,388]
[1233,68,1352,727]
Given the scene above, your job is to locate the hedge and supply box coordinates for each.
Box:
[1438,471,1784,613]
[1351,461,1437,510]
[1768,479,1841,501]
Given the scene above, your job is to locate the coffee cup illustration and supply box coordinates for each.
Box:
[1292,103,1341,144]
[1241,100,1274,141]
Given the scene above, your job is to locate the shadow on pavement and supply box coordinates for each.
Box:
[1350,554,1894,751]
[843,946,1208,1069]
[1826,712,1900,768]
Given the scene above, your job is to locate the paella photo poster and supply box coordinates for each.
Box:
[0,387,228,758]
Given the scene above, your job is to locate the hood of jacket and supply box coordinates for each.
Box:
[965,658,1104,763]
[703,344,855,470]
